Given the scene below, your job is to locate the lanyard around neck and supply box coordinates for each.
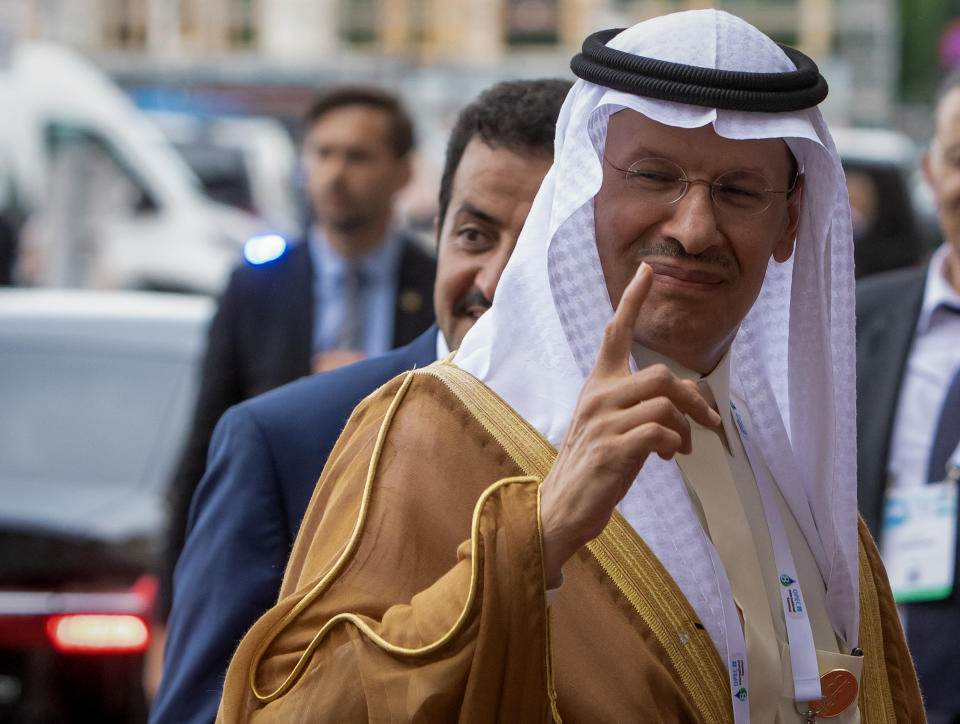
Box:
[709,541,752,724]
[730,401,823,706]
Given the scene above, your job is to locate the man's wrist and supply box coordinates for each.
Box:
[540,500,582,587]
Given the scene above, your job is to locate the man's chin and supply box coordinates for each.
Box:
[318,209,365,232]
[443,319,476,352]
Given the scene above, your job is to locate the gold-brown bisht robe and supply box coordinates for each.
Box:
[218,359,923,723]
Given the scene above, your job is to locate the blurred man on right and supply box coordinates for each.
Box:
[857,71,960,723]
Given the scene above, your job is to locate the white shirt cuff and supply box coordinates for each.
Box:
[545,570,565,605]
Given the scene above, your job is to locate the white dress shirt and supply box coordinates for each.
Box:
[886,243,960,490]
[308,229,404,356]
[435,328,450,360]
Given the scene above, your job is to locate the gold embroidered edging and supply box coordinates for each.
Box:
[427,361,561,722]
[247,368,544,706]
[426,361,729,723]
[856,524,897,723]
[425,362,556,475]
[588,517,731,724]
[248,368,416,702]
[538,484,564,724]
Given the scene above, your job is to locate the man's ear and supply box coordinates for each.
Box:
[922,147,937,199]
[433,214,440,249]
[395,156,414,192]
[773,175,803,263]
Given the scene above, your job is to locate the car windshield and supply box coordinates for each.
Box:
[0,345,190,489]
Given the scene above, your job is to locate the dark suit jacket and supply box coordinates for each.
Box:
[856,262,960,723]
[149,327,439,724]
[855,264,926,536]
[160,237,435,616]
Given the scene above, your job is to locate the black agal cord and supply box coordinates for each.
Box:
[570,28,828,113]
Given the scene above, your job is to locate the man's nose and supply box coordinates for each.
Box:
[660,183,720,256]
[319,154,348,182]
[476,241,513,301]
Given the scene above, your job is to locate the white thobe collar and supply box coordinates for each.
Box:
[631,343,735,451]
[436,329,451,361]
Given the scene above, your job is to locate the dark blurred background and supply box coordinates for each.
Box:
[3,0,959,290]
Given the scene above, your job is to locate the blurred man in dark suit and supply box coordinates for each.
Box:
[157,86,435,631]
[857,71,960,724]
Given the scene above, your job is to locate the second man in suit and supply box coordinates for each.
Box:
[150,79,571,724]
[146,89,437,692]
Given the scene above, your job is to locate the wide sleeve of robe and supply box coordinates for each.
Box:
[217,360,926,724]
[217,366,561,723]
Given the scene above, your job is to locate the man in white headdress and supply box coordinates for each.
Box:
[217,11,922,723]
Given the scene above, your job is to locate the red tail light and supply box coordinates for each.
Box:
[0,575,157,654]
[46,614,149,653]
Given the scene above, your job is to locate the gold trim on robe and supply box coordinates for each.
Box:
[218,361,923,723]
[428,360,731,723]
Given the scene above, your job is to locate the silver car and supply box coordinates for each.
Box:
[0,289,211,723]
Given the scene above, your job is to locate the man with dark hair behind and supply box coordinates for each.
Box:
[303,86,416,160]
[158,85,435,626]
[149,78,570,724]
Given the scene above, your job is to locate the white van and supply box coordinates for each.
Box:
[145,110,302,239]
[0,42,264,294]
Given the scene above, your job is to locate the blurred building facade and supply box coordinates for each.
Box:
[4,0,898,126]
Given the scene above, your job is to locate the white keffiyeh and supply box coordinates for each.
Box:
[454,9,858,660]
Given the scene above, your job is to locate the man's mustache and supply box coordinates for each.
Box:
[454,288,493,316]
[322,180,350,197]
[635,239,736,271]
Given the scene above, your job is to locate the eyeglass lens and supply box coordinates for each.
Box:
[623,157,780,215]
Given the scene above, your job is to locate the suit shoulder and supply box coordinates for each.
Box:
[238,343,432,432]
[399,237,437,269]
[226,239,310,289]
[856,265,926,309]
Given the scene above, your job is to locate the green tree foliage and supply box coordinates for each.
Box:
[900,1,960,103]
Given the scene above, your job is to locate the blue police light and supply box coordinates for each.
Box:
[243,234,287,265]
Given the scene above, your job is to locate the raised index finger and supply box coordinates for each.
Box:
[595,262,653,376]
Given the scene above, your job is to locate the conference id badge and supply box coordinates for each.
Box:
[880,479,958,602]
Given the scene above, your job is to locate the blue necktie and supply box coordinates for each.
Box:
[926,362,960,483]
[908,339,960,721]
[335,264,366,351]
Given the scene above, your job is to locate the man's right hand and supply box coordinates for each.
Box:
[539,262,721,586]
